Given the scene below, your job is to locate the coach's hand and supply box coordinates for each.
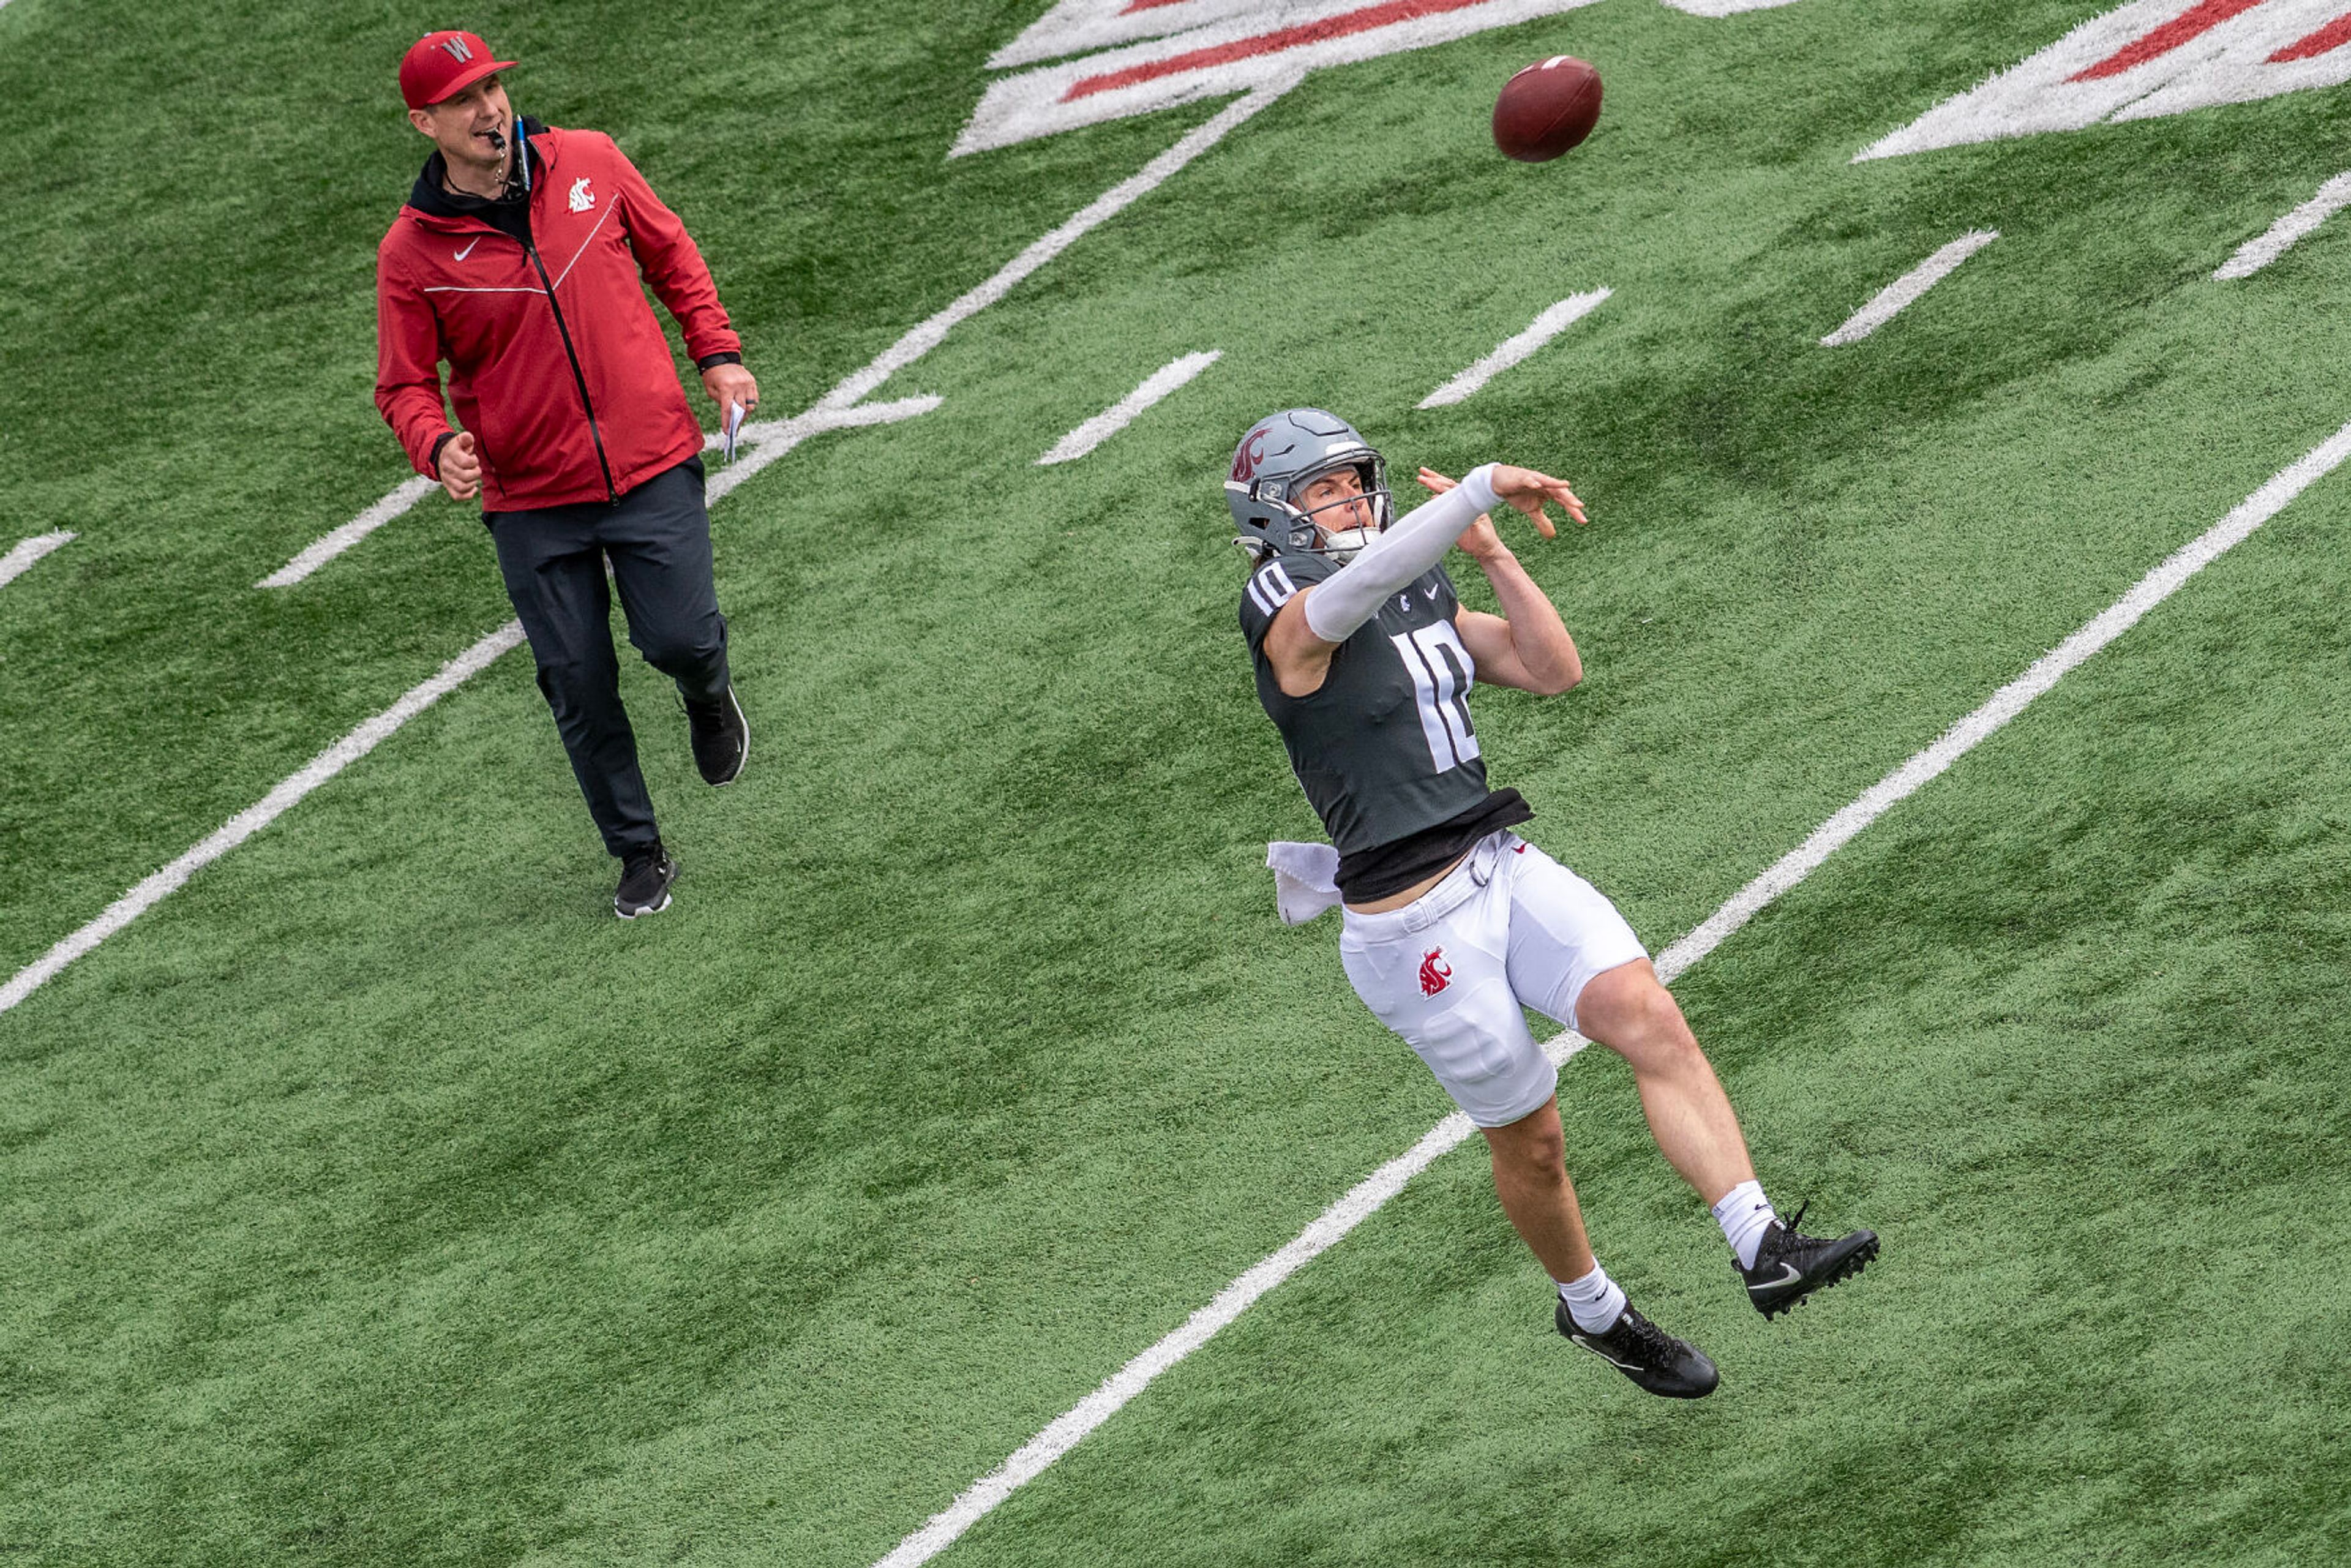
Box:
[702,362,760,429]
[438,430,484,501]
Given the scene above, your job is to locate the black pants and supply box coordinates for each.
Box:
[488,457,729,858]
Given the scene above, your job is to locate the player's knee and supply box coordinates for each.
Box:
[1639,982,1695,1045]
[1519,1125,1567,1180]
[1586,969,1700,1060]
[1488,1112,1566,1184]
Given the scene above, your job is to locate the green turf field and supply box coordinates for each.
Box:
[4,1,2349,1563]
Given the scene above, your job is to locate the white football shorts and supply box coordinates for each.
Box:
[1338,830,1648,1129]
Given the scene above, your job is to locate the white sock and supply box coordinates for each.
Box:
[1712,1179,1777,1270]
[1555,1260,1627,1334]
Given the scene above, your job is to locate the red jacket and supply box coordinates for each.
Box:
[375,124,741,511]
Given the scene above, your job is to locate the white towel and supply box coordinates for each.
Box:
[1265,841,1343,925]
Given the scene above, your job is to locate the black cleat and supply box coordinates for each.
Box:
[1739,1202,1879,1319]
[684,686,749,786]
[615,842,678,920]
[1556,1298,1720,1399]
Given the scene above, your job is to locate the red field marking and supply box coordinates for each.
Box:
[2069,0,2265,81]
[1122,0,1191,11]
[2268,10,2351,61]
[1068,0,1492,99]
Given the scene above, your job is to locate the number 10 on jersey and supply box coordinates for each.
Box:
[1391,621,1479,773]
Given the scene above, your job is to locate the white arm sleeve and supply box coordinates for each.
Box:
[1301,464,1501,643]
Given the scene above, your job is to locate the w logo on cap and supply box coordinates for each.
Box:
[400,30,516,111]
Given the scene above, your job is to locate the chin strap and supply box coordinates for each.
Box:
[1302,465,1499,643]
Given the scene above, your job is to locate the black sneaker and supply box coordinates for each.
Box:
[1556,1297,1720,1399]
[615,842,678,920]
[1738,1202,1879,1319]
[683,686,749,786]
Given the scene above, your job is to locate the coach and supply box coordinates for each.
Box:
[376,29,754,919]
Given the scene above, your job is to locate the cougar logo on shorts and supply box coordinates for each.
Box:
[1419,947,1452,997]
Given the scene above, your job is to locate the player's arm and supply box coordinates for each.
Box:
[1259,584,1343,697]
[1420,467,1584,695]
[1261,463,1578,697]
[1454,598,1580,694]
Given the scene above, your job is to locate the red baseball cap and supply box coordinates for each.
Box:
[399,31,517,110]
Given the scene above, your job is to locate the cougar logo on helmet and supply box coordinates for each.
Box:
[1231,428,1270,484]
[1223,408,1395,566]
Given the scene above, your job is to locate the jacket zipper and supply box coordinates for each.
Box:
[522,236,618,503]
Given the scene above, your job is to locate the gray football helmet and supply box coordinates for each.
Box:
[1225,408,1394,563]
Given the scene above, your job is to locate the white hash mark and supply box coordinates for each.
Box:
[1820,230,1998,347]
[1038,350,1221,465]
[2214,168,2351,280]
[1417,289,1611,409]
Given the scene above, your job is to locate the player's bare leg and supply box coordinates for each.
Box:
[1576,956,1880,1317]
[1573,959,1755,1205]
[1480,1097,1595,1281]
[1484,1095,1717,1397]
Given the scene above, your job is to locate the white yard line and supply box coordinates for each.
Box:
[813,82,1294,418]
[0,622,528,1016]
[705,395,944,506]
[0,530,74,590]
[1416,289,1611,409]
[258,478,440,588]
[2214,170,2351,280]
[1821,230,1998,346]
[869,415,2351,1568]
[716,394,946,452]
[1038,351,1221,465]
[2,92,1292,1018]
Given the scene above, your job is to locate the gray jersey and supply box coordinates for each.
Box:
[1240,550,1495,856]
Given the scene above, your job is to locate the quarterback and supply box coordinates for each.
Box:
[1230,410,1877,1397]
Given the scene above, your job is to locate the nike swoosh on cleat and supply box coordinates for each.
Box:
[1570,1335,1644,1371]
[1747,1262,1804,1293]
[455,238,482,261]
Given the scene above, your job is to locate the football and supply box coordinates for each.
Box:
[1492,54,1603,162]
